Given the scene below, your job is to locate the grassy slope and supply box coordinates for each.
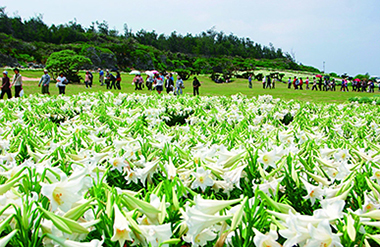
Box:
[2,69,378,103]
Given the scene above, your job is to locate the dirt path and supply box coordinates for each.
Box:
[22,77,40,82]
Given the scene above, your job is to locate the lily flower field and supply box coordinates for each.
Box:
[0,92,379,246]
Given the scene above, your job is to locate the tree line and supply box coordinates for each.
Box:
[0,6,321,81]
[0,7,289,61]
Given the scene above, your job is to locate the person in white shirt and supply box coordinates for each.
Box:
[11,68,23,97]
[56,73,68,94]
[262,76,266,89]
[176,76,184,95]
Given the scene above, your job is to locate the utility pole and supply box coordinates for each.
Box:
[323,61,325,73]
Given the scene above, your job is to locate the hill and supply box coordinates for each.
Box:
[0,7,320,79]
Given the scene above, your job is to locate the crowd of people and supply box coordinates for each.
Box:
[5,68,377,100]
[84,69,122,90]
[247,74,379,93]
[131,72,200,96]
[286,76,378,93]
[1,68,202,99]
[1,68,24,99]
[36,68,124,95]
[248,74,277,89]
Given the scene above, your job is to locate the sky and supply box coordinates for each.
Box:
[2,0,380,76]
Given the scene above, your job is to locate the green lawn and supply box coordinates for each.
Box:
[2,69,377,103]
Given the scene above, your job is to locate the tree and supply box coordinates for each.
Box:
[96,20,109,35]
[354,73,370,82]
[46,50,92,83]
[123,23,132,38]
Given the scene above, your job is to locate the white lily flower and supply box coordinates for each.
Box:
[192,195,242,215]
[333,148,350,162]
[138,223,172,247]
[191,167,214,192]
[305,220,343,247]
[223,164,247,189]
[254,177,283,197]
[164,159,177,180]
[253,228,282,247]
[183,227,217,247]
[314,199,345,220]
[181,206,232,239]
[258,149,279,170]
[135,160,160,185]
[362,192,380,213]
[301,179,324,206]
[47,233,103,247]
[138,194,167,225]
[41,176,85,212]
[279,211,311,247]
[111,205,133,247]
[371,168,380,183]
[278,131,293,144]
[212,180,234,195]
[319,145,336,159]
[109,156,129,173]
[124,167,138,184]
[296,130,308,144]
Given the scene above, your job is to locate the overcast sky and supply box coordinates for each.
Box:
[2,0,380,76]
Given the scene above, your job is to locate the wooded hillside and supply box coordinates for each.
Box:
[0,7,320,78]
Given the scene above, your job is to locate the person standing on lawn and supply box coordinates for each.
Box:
[262,76,266,89]
[109,71,117,89]
[176,75,184,95]
[331,79,336,91]
[352,80,357,92]
[193,76,201,96]
[318,77,323,91]
[98,68,104,86]
[322,78,328,91]
[56,72,68,95]
[133,75,139,90]
[138,75,144,90]
[369,80,375,93]
[165,75,174,94]
[288,77,292,89]
[293,76,297,89]
[146,75,153,91]
[85,71,91,88]
[154,73,164,94]
[169,73,174,86]
[1,71,11,99]
[38,69,51,95]
[11,68,22,98]
[88,71,93,88]
[294,77,299,90]
[105,70,111,89]
[248,74,252,88]
[311,77,318,91]
[115,71,121,90]
[266,76,271,89]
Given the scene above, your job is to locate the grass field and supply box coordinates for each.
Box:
[1,68,378,103]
